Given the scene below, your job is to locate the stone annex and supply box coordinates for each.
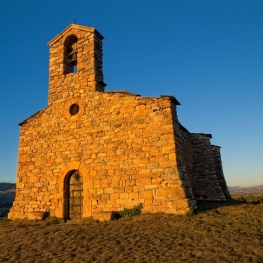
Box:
[8,24,230,220]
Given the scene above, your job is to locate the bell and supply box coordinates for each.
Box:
[70,50,77,65]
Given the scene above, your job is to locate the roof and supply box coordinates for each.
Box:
[18,109,45,126]
[160,95,181,105]
[192,133,213,139]
[48,24,104,47]
[211,145,221,148]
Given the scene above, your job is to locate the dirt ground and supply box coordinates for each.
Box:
[0,199,263,263]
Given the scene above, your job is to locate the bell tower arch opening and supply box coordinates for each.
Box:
[63,34,78,74]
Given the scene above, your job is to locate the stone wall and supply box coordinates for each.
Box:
[171,101,227,202]
[212,146,231,198]
[171,105,196,208]
[190,134,226,200]
[9,91,194,219]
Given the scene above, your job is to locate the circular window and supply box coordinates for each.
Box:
[69,104,80,116]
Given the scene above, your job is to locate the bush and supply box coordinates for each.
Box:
[117,204,142,218]
[185,208,195,218]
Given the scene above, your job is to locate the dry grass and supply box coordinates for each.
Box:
[0,199,263,263]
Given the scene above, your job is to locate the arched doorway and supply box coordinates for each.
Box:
[64,170,83,219]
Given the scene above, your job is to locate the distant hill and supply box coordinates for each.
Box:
[1,183,263,202]
[0,182,16,203]
[229,185,263,195]
[0,183,262,217]
[0,183,15,218]
[0,182,16,191]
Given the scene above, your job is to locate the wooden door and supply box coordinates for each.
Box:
[69,171,83,219]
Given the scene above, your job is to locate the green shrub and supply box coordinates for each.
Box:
[117,204,142,218]
[185,208,195,218]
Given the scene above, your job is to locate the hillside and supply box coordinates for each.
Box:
[0,182,15,203]
[0,200,262,262]
[0,183,262,218]
[229,185,263,195]
[0,183,15,218]
[1,183,263,204]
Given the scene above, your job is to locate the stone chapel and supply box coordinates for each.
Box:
[8,24,230,220]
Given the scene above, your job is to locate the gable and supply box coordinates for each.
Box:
[48,24,104,47]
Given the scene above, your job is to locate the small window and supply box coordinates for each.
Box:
[69,104,79,116]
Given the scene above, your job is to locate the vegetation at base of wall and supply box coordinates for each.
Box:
[0,197,263,263]
[232,194,263,204]
[117,204,142,218]
[185,208,196,217]
[43,216,66,225]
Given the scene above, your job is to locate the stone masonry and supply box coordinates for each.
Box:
[8,24,230,220]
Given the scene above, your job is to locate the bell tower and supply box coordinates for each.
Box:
[47,24,106,105]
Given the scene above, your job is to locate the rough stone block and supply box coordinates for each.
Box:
[92,211,115,221]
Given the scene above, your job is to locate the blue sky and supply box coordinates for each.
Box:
[0,0,262,187]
